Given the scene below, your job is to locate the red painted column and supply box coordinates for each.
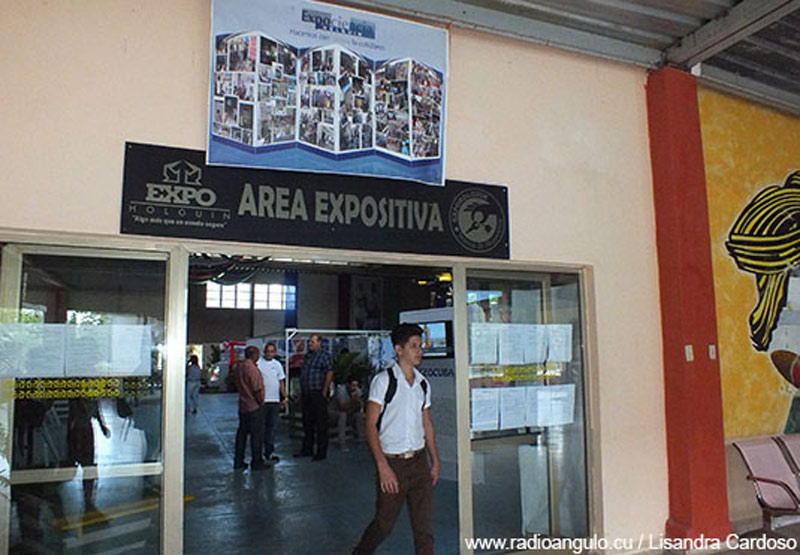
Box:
[646,67,731,539]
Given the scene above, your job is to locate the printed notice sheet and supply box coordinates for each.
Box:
[0,323,152,378]
[498,324,525,365]
[523,324,547,364]
[526,384,576,427]
[470,323,498,365]
[471,388,500,432]
[499,387,527,430]
[0,323,65,378]
[546,324,573,362]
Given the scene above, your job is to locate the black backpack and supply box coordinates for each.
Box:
[376,368,428,431]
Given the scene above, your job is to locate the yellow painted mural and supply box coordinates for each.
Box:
[700,87,800,439]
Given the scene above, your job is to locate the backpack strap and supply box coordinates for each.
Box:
[377,370,429,431]
[377,369,397,432]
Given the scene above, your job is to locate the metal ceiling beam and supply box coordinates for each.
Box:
[694,63,800,116]
[746,36,800,66]
[666,0,800,67]
[326,0,662,67]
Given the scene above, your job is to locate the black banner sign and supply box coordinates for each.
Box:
[121,142,509,258]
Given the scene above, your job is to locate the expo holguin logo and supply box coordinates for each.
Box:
[146,160,215,206]
[448,188,506,253]
[132,160,231,228]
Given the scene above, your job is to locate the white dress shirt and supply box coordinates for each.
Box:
[368,362,431,454]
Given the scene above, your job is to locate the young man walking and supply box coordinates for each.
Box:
[354,323,440,554]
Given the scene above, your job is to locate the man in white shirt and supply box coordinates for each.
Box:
[353,324,440,555]
[257,342,286,463]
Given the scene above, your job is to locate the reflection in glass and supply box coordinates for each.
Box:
[7,254,165,552]
[468,272,588,547]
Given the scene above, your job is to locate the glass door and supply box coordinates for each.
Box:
[465,269,589,545]
[1,246,169,554]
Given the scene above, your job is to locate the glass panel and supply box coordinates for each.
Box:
[10,475,161,553]
[221,285,236,308]
[206,283,221,308]
[6,253,165,553]
[467,271,588,547]
[253,283,268,309]
[235,283,251,309]
[268,283,282,309]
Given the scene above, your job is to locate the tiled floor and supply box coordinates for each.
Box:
[183,393,460,554]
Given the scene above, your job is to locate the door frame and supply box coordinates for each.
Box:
[0,239,185,554]
[0,229,601,554]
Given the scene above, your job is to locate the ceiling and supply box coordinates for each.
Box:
[334,0,800,115]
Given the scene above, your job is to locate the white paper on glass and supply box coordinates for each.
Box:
[66,325,153,377]
[527,384,576,427]
[523,325,547,364]
[499,387,527,430]
[471,388,500,432]
[29,325,67,377]
[0,323,66,378]
[546,324,573,362]
[525,386,540,427]
[0,324,26,376]
[498,324,525,365]
[470,323,498,365]
[0,323,153,378]
[111,325,153,376]
[66,325,112,376]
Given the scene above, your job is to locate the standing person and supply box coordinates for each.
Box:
[294,334,333,461]
[258,342,286,463]
[233,346,267,471]
[353,324,440,555]
[186,355,202,415]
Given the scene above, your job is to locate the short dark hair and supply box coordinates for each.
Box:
[265,342,276,350]
[189,355,199,365]
[245,345,259,360]
[391,323,423,347]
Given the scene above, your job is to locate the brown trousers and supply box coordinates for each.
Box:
[354,450,434,554]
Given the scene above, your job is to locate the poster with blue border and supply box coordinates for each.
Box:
[208,0,448,186]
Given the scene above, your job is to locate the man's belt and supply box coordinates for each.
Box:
[385,447,425,460]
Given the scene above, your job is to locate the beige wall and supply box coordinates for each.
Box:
[448,31,664,539]
[0,0,665,542]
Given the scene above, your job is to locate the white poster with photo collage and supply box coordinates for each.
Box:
[209,0,448,186]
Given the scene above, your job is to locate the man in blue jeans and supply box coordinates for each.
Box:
[258,342,286,462]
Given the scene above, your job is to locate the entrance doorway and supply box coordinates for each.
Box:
[1,245,170,554]
[181,254,459,553]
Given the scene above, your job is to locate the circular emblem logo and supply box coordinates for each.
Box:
[449,188,505,253]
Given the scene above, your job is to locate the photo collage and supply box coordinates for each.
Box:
[212,32,297,147]
[211,32,443,161]
[375,60,410,156]
[337,50,373,152]
[298,45,373,153]
[375,59,443,159]
[411,61,443,158]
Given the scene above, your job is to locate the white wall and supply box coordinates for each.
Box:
[0,1,665,542]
